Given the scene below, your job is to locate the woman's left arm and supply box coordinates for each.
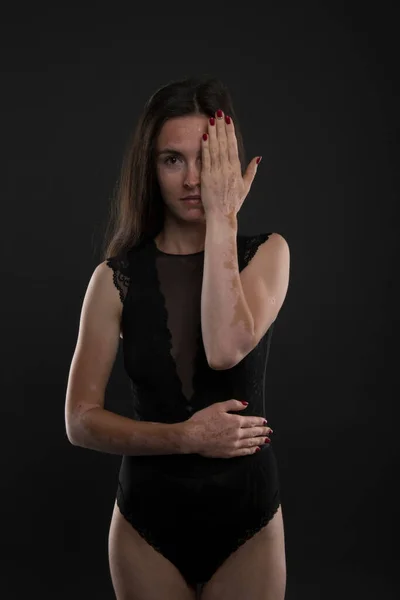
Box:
[201,214,290,370]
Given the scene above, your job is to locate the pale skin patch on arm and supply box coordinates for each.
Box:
[220,212,255,339]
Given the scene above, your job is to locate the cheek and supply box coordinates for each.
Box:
[158,167,182,188]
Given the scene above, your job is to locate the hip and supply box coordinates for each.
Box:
[118,443,279,513]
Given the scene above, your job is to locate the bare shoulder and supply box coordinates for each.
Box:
[263,232,289,249]
[241,231,290,286]
[253,232,290,264]
[94,260,124,321]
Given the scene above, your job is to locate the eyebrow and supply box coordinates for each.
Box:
[156,148,202,157]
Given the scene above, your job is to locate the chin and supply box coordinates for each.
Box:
[185,209,205,218]
[178,202,204,213]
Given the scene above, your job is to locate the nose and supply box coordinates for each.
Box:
[183,161,201,188]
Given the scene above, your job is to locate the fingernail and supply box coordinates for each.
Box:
[255,447,261,452]
[263,419,268,424]
[265,438,271,443]
[217,109,223,118]
[241,401,249,406]
[225,115,231,124]
[256,156,262,165]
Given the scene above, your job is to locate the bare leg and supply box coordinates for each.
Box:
[108,500,196,600]
[201,505,286,600]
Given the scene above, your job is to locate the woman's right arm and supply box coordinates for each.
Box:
[65,261,189,456]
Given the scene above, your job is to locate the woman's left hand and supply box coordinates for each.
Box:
[200,109,261,219]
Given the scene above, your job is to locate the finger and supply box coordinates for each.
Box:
[208,114,219,169]
[237,437,263,449]
[240,426,272,439]
[242,157,260,193]
[202,131,211,173]
[225,115,240,166]
[240,416,268,428]
[215,109,228,167]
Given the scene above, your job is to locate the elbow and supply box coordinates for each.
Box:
[207,338,255,371]
[207,340,253,371]
[65,402,101,446]
[65,409,85,447]
[208,358,238,371]
[209,361,227,371]
[206,347,231,370]
[207,354,237,371]
[65,421,81,446]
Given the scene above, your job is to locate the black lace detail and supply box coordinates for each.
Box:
[116,482,168,556]
[106,255,131,304]
[227,501,280,556]
[242,232,272,268]
[116,481,281,583]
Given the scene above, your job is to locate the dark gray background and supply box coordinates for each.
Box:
[1,2,398,598]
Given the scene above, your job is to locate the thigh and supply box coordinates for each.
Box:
[201,505,286,600]
[108,500,196,600]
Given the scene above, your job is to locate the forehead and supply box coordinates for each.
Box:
[156,114,209,147]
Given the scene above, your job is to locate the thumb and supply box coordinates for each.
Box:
[224,399,249,411]
[243,156,261,192]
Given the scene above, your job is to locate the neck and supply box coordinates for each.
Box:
[155,221,206,255]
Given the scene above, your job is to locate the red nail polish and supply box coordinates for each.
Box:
[256,156,262,164]
[203,133,208,141]
[265,438,271,444]
[256,447,261,452]
[209,117,215,126]
[217,109,223,118]
[225,115,231,124]
[241,401,249,406]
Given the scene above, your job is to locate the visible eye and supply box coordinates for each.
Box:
[164,156,181,166]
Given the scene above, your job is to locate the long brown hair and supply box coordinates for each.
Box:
[101,74,247,261]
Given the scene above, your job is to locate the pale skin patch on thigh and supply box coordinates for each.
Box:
[200,506,286,600]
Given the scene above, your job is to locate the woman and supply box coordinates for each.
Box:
[65,75,290,600]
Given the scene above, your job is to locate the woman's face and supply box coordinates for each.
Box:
[155,114,209,219]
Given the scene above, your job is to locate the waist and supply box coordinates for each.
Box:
[119,443,275,481]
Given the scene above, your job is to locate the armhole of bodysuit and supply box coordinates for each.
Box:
[243,232,273,266]
[105,256,131,304]
[105,256,131,338]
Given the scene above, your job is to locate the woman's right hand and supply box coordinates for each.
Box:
[183,399,273,458]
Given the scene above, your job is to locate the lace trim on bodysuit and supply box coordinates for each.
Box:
[227,500,280,555]
[106,255,131,304]
[117,481,280,581]
[241,232,272,268]
[106,232,272,305]
[117,482,168,555]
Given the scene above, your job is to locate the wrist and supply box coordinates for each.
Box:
[175,420,197,455]
[205,210,238,235]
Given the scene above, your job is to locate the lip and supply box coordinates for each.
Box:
[182,196,201,201]
[182,199,202,207]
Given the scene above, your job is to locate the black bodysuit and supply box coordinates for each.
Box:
[106,232,280,591]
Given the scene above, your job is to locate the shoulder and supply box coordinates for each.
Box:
[255,233,290,269]
[240,231,288,246]
[101,252,132,309]
[80,261,124,329]
[259,232,289,252]
[239,231,289,263]
[105,252,130,276]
